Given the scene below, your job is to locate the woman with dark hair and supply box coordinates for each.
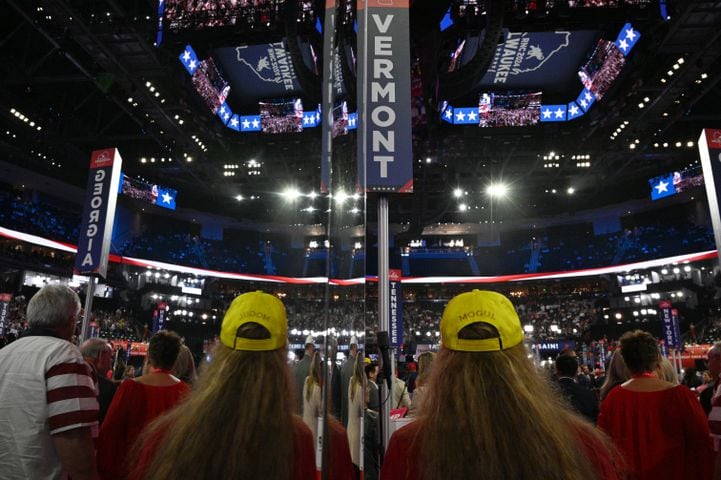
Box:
[129,291,316,479]
[598,330,713,480]
[97,330,189,480]
[381,290,622,480]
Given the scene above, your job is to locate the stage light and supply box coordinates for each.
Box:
[486,183,508,198]
[282,188,302,201]
[567,187,575,195]
[453,188,463,198]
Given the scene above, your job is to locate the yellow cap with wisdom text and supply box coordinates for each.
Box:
[220,291,287,351]
[440,290,523,352]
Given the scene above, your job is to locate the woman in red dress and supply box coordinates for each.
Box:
[381,290,623,480]
[598,330,713,480]
[128,291,317,480]
[97,331,189,480]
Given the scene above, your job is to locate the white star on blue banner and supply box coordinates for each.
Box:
[453,107,478,125]
[217,102,232,125]
[441,105,454,124]
[227,114,241,132]
[156,186,177,210]
[540,105,567,122]
[240,115,262,132]
[566,101,584,120]
[179,45,199,75]
[649,174,676,201]
[348,112,358,130]
[303,111,318,128]
[576,88,596,112]
[615,23,640,57]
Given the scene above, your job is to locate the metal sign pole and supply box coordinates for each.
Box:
[79,274,96,342]
[378,195,391,450]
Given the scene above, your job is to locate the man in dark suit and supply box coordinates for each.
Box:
[365,361,380,412]
[80,338,117,425]
[701,343,721,416]
[555,354,598,422]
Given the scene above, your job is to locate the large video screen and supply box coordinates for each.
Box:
[164,0,282,32]
[478,91,542,127]
[332,100,349,138]
[578,39,626,101]
[191,58,231,115]
[259,98,304,134]
[648,165,704,201]
[120,174,177,210]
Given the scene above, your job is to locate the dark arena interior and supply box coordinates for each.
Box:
[2,1,721,479]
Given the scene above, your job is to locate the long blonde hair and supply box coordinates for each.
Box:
[416,323,618,480]
[132,323,296,479]
[349,354,365,402]
[600,349,629,401]
[416,351,436,388]
[305,352,321,402]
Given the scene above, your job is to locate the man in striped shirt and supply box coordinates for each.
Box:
[0,284,99,480]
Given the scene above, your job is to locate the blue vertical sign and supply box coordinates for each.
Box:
[357,0,413,193]
[671,308,682,350]
[74,148,123,278]
[319,0,337,193]
[659,301,679,348]
[0,293,12,338]
[389,269,403,347]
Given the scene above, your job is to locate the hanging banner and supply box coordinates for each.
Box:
[74,148,123,278]
[0,293,12,338]
[659,301,679,348]
[357,0,413,193]
[389,269,403,347]
[671,308,682,350]
[153,302,168,333]
[319,0,338,193]
[698,129,721,268]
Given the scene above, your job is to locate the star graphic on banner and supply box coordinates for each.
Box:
[584,92,593,102]
[655,180,669,194]
[224,112,230,121]
[182,50,191,62]
[542,109,552,119]
[304,115,312,125]
[189,59,196,71]
[568,105,580,117]
[161,192,173,204]
[579,99,588,109]
[618,39,629,52]
[554,108,564,119]
[467,110,478,121]
[455,110,466,122]
[625,28,637,41]
[315,111,320,122]
[242,119,250,129]
[444,109,453,119]
[349,117,356,127]
[251,119,260,128]
[219,106,226,115]
[230,117,239,128]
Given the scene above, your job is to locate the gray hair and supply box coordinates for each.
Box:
[26,284,81,328]
[709,342,721,358]
[81,337,110,359]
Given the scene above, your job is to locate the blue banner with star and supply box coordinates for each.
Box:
[540,105,567,122]
[648,174,676,201]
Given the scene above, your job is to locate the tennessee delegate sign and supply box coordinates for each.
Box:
[357,0,413,193]
[74,148,123,278]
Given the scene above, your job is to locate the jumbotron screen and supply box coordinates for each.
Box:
[648,165,704,201]
[119,174,177,211]
[478,91,542,127]
[578,39,626,101]
[164,0,282,32]
[192,58,230,115]
[259,98,304,134]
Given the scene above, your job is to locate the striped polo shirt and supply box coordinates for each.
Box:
[0,335,99,479]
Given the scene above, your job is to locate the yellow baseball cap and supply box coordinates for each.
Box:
[440,290,523,352]
[220,291,287,351]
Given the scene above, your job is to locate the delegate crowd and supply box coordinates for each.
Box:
[0,284,717,479]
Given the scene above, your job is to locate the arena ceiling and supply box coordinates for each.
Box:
[1,0,720,230]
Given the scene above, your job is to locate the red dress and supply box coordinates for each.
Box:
[381,420,622,480]
[598,385,713,480]
[327,417,355,480]
[97,379,189,480]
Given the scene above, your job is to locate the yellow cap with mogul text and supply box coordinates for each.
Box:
[220,291,287,351]
[440,290,523,352]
